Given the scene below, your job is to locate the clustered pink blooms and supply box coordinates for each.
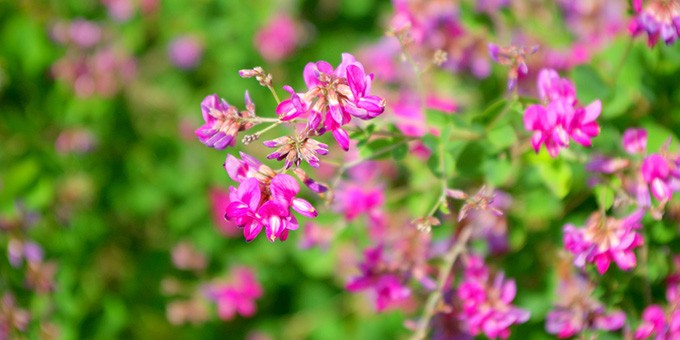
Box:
[557,0,627,48]
[488,43,539,91]
[50,20,137,98]
[224,153,318,242]
[254,14,302,62]
[524,68,601,158]
[629,0,680,47]
[168,35,204,70]
[0,293,30,339]
[101,0,159,21]
[545,272,626,338]
[195,93,256,150]
[642,152,680,202]
[262,114,329,169]
[274,53,386,151]
[635,260,680,339]
[457,255,530,339]
[204,267,263,321]
[463,191,512,255]
[55,128,96,154]
[345,246,411,311]
[563,210,644,274]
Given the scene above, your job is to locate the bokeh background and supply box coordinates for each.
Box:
[2,0,680,339]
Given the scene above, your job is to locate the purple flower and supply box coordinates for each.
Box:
[195,93,256,150]
[204,267,263,320]
[546,272,626,338]
[623,128,649,155]
[524,69,601,158]
[563,210,644,274]
[168,35,203,70]
[458,255,530,339]
[346,246,411,311]
[629,0,680,47]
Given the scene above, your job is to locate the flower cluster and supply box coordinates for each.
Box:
[546,270,626,338]
[630,0,680,47]
[457,255,530,339]
[274,53,386,151]
[345,246,411,311]
[203,267,263,321]
[635,259,680,339]
[195,93,256,150]
[563,210,644,274]
[224,153,318,242]
[488,43,539,91]
[524,68,602,158]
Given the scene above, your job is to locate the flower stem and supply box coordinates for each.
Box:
[410,225,473,340]
[267,84,281,104]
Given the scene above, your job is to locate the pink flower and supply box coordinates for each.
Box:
[546,273,626,338]
[204,267,263,320]
[623,128,649,155]
[642,153,679,201]
[276,53,386,151]
[488,43,539,91]
[168,35,203,70]
[524,69,601,158]
[563,210,644,274]
[346,246,411,311]
[223,153,317,242]
[254,14,300,62]
[298,222,335,251]
[458,255,530,339]
[629,0,680,47]
[195,93,256,150]
[209,188,239,236]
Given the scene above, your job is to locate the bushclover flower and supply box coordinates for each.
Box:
[524,68,601,158]
[204,267,263,320]
[195,93,256,150]
[630,0,680,47]
[488,43,538,91]
[563,210,644,274]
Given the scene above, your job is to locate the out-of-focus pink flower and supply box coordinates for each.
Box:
[488,43,539,91]
[557,0,627,48]
[171,241,207,271]
[26,260,57,293]
[346,246,411,311]
[629,0,680,47]
[204,267,263,320]
[563,210,644,274]
[623,128,648,155]
[168,35,203,70]
[298,222,335,251]
[458,255,530,339]
[546,272,626,338]
[476,0,509,14]
[102,0,135,21]
[166,298,209,326]
[55,128,96,154]
[0,293,30,338]
[524,68,601,158]
[68,19,102,48]
[466,191,512,254]
[195,93,255,150]
[7,238,43,268]
[254,14,300,62]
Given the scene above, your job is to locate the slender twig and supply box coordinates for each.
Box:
[267,84,281,104]
[410,225,473,340]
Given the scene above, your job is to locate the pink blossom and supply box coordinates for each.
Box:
[623,128,649,155]
[168,35,203,70]
[642,153,679,201]
[254,14,300,62]
[629,0,680,47]
[563,210,644,274]
[195,93,255,150]
[204,267,263,320]
[209,188,239,236]
[546,272,626,338]
[488,43,539,91]
[524,68,601,158]
[458,255,530,339]
[346,246,411,311]
[298,222,335,251]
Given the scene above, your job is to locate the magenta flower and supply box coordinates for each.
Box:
[168,35,203,70]
[276,53,386,151]
[458,255,530,339]
[623,128,649,155]
[204,267,263,320]
[642,154,679,201]
[563,210,644,274]
[223,153,317,243]
[195,93,256,150]
[546,272,626,338]
[209,188,239,236]
[524,69,601,158]
[298,222,335,251]
[346,246,411,311]
[630,0,680,47]
[254,14,300,62]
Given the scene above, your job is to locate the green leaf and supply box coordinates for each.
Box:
[532,154,573,198]
[484,158,514,186]
[488,124,517,151]
[392,143,408,161]
[359,138,404,160]
[571,65,609,104]
[593,185,615,211]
